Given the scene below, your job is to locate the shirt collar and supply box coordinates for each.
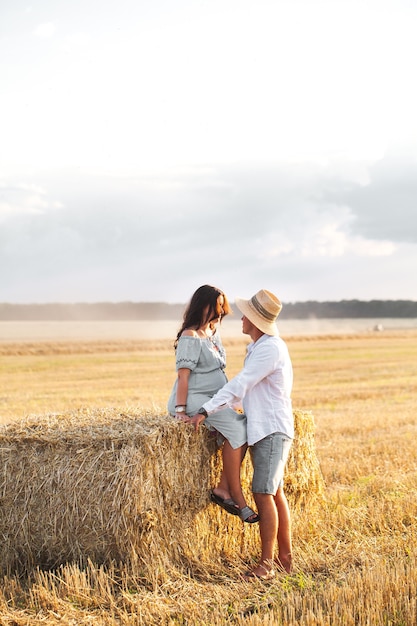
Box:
[247,332,270,354]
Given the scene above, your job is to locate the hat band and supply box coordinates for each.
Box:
[250,295,276,322]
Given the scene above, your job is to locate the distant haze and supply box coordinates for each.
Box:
[1,301,417,321]
[1,318,417,344]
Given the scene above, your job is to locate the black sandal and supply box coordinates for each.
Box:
[209,490,239,516]
[238,506,260,523]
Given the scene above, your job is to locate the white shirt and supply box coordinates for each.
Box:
[203,334,294,446]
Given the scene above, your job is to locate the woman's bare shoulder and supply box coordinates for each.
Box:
[181,328,199,338]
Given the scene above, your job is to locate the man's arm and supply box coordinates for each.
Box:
[180,407,208,431]
[205,341,277,411]
[181,341,278,430]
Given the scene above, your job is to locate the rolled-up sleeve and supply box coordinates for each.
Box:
[202,335,294,445]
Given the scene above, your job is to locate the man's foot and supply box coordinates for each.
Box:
[243,563,275,581]
[275,553,292,574]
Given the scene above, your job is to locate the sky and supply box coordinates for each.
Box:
[1,0,417,305]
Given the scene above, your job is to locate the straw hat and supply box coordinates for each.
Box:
[235,289,282,336]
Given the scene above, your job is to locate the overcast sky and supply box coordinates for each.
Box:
[1,0,416,305]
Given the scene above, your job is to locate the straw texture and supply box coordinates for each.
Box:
[0,408,323,575]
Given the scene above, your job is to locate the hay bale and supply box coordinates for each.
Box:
[286,410,325,506]
[0,408,323,575]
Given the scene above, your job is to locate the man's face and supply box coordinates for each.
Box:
[241,315,254,335]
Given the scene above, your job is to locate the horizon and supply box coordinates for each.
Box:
[1,297,417,305]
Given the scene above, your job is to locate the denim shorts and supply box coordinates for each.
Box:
[250,432,293,495]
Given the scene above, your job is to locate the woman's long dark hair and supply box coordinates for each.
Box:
[174,285,231,348]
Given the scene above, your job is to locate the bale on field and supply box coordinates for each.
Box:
[0,408,323,576]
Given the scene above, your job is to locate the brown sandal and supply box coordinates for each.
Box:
[243,564,276,581]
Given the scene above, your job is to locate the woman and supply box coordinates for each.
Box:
[168,284,258,523]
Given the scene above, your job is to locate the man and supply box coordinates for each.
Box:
[183,289,294,580]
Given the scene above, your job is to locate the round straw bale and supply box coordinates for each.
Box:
[0,408,323,575]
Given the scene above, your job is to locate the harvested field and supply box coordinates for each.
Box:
[0,330,416,625]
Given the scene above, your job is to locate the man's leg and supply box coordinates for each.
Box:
[274,486,292,573]
[250,492,278,575]
[246,433,293,578]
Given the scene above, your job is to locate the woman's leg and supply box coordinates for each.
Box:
[213,440,247,508]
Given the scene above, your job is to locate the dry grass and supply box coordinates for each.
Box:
[0,408,322,577]
[0,340,173,420]
[0,330,416,624]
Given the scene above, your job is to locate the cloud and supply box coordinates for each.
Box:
[1,0,416,305]
[0,157,416,303]
[0,182,63,221]
[33,23,56,38]
[319,152,417,244]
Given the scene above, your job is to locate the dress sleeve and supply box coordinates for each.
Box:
[175,336,202,371]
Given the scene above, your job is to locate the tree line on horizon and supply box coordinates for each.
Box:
[0,300,416,321]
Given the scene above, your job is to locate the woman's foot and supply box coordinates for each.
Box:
[210,489,259,522]
[211,487,232,501]
[210,490,240,516]
[238,506,260,523]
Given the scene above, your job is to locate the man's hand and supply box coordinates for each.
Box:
[180,412,206,432]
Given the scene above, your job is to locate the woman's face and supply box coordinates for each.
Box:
[206,293,225,327]
[214,294,225,323]
[217,294,225,318]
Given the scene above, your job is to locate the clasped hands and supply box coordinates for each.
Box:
[176,412,206,432]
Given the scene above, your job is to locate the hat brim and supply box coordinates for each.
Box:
[235,297,279,336]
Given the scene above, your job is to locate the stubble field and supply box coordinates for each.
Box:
[0,330,416,624]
